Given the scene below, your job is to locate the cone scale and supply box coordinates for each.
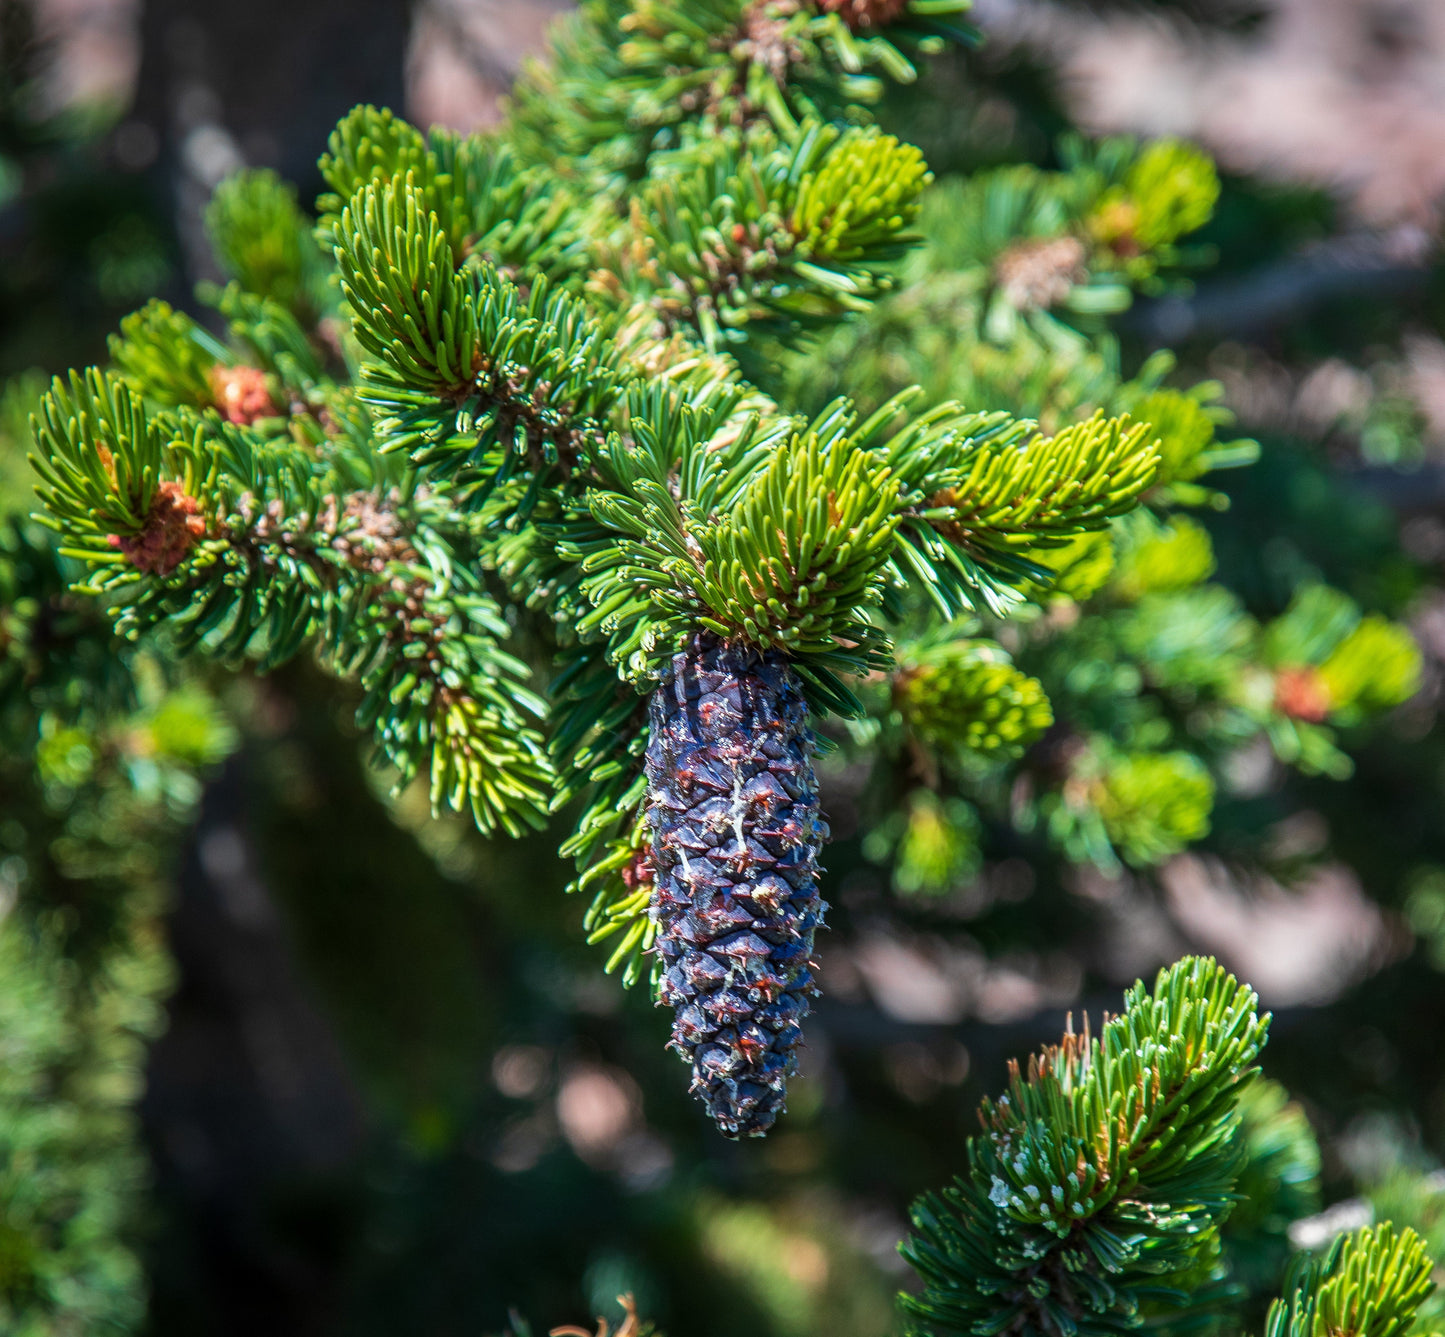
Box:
[645,635,828,1137]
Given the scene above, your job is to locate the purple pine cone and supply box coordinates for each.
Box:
[645,634,829,1138]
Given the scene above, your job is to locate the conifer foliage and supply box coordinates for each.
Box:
[0,500,234,1335]
[17,0,1424,1154]
[25,0,1176,1138]
[899,957,1440,1337]
[7,0,1443,1328]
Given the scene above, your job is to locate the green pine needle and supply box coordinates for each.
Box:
[1265,1225,1437,1337]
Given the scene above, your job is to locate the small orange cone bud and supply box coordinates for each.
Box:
[1274,665,1332,723]
[209,364,278,426]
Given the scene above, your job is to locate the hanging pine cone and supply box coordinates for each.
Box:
[646,634,828,1137]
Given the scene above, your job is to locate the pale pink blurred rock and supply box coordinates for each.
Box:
[31,0,141,115]
[1404,335,1445,446]
[555,1060,642,1163]
[849,929,1080,1024]
[852,932,971,1023]
[1162,853,1403,1005]
[973,0,1445,227]
[405,0,573,132]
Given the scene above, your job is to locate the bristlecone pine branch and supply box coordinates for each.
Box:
[22,7,1195,1144]
[646,635,828,1137]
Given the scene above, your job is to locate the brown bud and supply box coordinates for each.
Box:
[816,0,910,30]
[993,235,1088,311]
[549,1294,644,1337]
[107,480,205,575]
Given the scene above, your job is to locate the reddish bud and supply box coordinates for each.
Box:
[620,847,655,890]
[106,480,205,575]
[817,0,910,30]
[210,364,278,425]
[1274,665,1332,723]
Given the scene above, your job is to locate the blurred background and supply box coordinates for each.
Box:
[4,0,1445,1333]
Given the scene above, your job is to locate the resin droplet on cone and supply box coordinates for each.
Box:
[645,636,828,1137]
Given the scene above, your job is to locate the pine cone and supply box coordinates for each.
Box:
[646,635,828,1137]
